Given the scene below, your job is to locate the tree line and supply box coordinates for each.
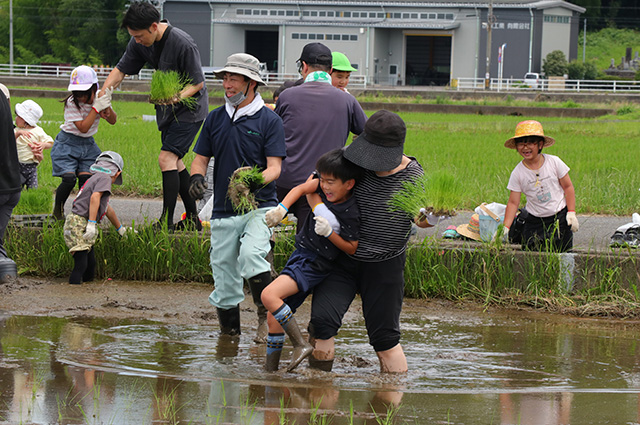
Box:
[0,0,130,66]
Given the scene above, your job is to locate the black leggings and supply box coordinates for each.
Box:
[310,252,406,352]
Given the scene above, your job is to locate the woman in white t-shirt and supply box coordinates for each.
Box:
[503,120,578,252]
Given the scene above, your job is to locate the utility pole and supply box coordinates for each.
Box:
[10,0,14,73]
[485,0,494,89]
[583,18,586,63]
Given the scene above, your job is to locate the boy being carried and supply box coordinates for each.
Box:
[63,151,130,285]
[261,148,363,372]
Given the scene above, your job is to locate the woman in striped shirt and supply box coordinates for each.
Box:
[307,110,432,373]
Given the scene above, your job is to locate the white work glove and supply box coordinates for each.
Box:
[92,87,112,113]
[566,211,579,232]
[419,208,450,226]
[117,225,137,236]
[313,203,340,235]
[265,203,288,228]
[314,216,333,237]
[83,221,97,240]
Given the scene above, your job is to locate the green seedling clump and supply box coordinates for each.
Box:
[389,170,464,217]
[227,166,265,215]
[149,70,198,110]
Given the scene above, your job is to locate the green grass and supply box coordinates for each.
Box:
[577,28,640,75]
[13,187,53,214]
[9,95,640,215]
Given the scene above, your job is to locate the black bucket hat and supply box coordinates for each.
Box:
[344,110,406,172]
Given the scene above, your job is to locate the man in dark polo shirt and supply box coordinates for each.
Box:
[275,42,367,228]
[101,1,208,231]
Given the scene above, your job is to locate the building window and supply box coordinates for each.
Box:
[319,11,326,17]
[292,33,299,39]
[286,10,294,16]
[237,9,244,15]
[309,34,316,39]
[327,11,334,17]
[317,34,324,40]
[393,13,401,19]
[411,13,418,19]
[311,11,318,16]
[278,10,285,16]
[300,33,307,39]
[261,9,267,15]
[350,35,358,41]
[437,13,445,19]
[303,11,310,16]
[344,11,351,17]
[353,12,360,18]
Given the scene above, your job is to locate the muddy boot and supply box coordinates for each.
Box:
[308,349,334,372]
[273,303,313,372]
[247,271,271,344]
[266,240,278,280]
[217,306,241,336]
[265,333,285,372]
[283,315,313,372]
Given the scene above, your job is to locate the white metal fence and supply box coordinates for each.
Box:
[454,77,640,93]
[0,63,367,87]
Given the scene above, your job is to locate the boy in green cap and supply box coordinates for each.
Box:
[331,52,357,93]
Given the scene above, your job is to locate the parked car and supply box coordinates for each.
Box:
[524,72,541,89]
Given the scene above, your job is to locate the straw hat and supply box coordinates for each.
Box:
[504,120,555,149]
[456,214,482,241]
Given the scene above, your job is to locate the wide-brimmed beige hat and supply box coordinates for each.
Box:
[214,53,265,86]
[456,214,482,241]
[504,120,555,149]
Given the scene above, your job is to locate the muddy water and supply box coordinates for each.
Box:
[1,308,640,424]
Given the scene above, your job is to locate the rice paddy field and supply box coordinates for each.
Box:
[10,95,640,215]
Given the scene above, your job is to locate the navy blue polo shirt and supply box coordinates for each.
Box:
[193,105,286,219]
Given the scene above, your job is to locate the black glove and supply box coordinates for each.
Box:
[189,174,207,200]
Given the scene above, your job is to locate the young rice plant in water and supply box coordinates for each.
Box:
[149,70,198,110]
[389,170,464,217]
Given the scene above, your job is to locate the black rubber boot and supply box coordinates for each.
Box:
[247,271,271,344]
[283,315,313,372]
[83,248,96,282]
[53,173,76,220]
[217,306,241,336]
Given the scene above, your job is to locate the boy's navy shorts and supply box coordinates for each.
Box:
[160,120,203,159]
[281,248,332,311]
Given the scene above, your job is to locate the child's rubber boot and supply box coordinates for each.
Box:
[247,271,271,344]
[283,315,313,372]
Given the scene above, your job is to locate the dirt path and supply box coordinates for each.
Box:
[0,276,488,328]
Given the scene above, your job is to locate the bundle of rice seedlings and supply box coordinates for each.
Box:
[149,70,198,109]
[227,166,265,214]
[389,170,463,218]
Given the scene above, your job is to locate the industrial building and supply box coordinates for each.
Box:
[162,0,585,86]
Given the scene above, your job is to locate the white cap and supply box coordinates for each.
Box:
[15,100,43,126]
[68,65,99,91]
[0,83,9,100]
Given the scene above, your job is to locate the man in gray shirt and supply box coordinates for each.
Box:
[101,1,208,231]
[275,42,367,227]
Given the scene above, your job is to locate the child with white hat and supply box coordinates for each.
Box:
[50,65,117,220]
[14,99,54,189]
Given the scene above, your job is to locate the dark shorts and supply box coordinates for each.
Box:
[19,162,38,189]
[522,206,573,252]
[160,120,204,159]
[281,248,332,311]
[50,131,101,177]
[310,252,407,352]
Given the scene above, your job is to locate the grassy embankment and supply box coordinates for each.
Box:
[6,96,640,316]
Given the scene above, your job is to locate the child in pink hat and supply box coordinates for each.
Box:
[503,120,578,252]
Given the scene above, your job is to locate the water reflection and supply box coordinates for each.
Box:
[1,309,640,424]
